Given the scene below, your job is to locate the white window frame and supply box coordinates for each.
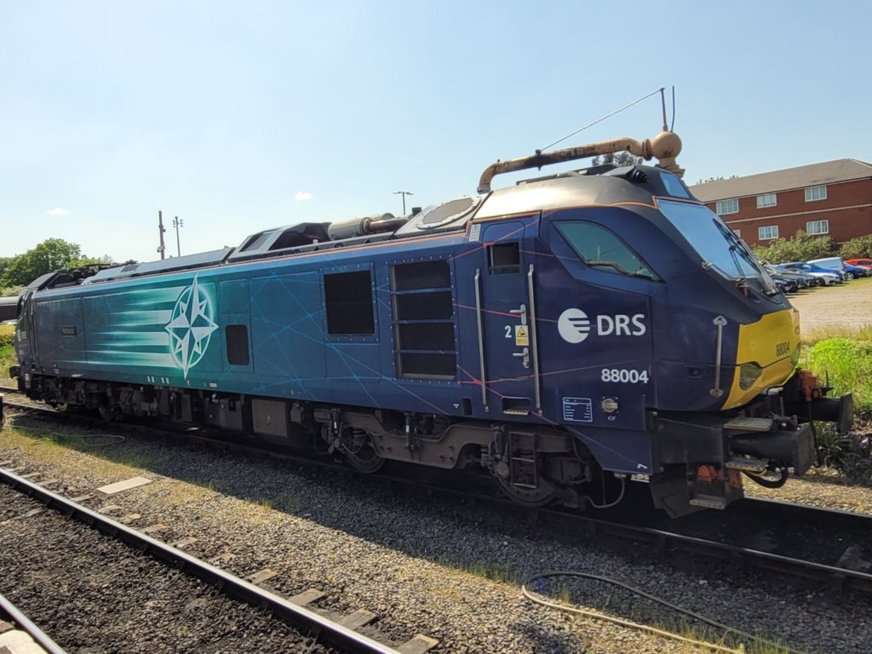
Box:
[756,193,777,208]
[805,185,827,202]
[806,219,829,235]
[716,198,739,215]
[758,225,779,240]
[732,228,741,238]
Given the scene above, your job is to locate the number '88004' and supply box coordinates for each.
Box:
[601,368,649,383]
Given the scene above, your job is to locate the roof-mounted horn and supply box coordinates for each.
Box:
[476,130,683,194]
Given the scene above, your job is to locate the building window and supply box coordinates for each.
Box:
[756,193,777,208]
[758,225,779,240]
[805,185,827,202]
[806,219,829,235]
[716,198,739,215]
[733,228,741,238]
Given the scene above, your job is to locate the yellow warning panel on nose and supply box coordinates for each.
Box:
[515,325,529,346]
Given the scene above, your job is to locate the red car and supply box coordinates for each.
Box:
[845,258,872,273]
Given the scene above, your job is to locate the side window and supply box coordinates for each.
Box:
[555,222,659,280]
[225,324,250,365]
[487,242,520,274]
[323,270,376,336]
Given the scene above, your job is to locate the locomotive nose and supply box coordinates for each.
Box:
[721,308,801,410]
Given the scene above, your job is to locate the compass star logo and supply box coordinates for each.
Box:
[165,276,218,378]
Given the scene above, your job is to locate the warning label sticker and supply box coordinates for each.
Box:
[514,324,529,346]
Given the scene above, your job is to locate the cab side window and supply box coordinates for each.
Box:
[556,221,658,280]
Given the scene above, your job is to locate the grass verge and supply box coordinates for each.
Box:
[801,330,872,484]
[0,324,14,382]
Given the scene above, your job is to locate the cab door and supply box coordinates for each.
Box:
[476,218,540,416]
[13,291,35,385]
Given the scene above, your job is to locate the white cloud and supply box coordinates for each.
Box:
[294,192,313,201]
[46,207,70,216]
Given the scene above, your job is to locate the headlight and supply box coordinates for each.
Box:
[739,362,763,390]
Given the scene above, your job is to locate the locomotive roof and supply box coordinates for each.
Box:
[44,163,693,290]
[475,164,692,219]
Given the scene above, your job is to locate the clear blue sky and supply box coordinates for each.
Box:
[2,1,870,264]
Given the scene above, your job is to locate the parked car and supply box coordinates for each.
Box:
[845,258,872,274]
[844,263,870,278]
[777,262,842,285]
[808,256,852,280]
[763,264,812,290]
[773,278,796,293]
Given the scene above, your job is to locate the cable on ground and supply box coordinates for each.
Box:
[523,570,790,653]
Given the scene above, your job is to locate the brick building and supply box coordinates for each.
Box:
[689,159,872,247]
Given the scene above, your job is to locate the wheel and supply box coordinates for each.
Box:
[341,428,385,474]
[494,469,555,506]
[98,403,124,422]
[845,271,854,280]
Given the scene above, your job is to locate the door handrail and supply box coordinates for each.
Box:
[474,268,488,412]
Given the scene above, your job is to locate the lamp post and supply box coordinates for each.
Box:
[393,190,414,215]
[173,216,184,257]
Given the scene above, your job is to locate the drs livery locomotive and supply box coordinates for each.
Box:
[10,131,852,516]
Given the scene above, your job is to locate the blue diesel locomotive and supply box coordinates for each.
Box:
[10,131,852,516]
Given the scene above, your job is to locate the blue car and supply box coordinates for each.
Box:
[776,262,843,285]
[844,263,869,279]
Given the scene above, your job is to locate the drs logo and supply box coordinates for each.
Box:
[558,308,646,344]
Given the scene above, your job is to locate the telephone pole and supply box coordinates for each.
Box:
[157,211,167,260]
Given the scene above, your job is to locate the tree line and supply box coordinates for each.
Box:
[751,232,872,264]
[0,238,114,294]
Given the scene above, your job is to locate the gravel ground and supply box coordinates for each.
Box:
[787,277,872,337]
[0,484,331,654]
[3,416,872,653]
[746,469,872,513]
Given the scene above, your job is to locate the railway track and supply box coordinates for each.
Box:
[0,464,438,654]
[541,499,872,592]
[3,387,872,597]
[0,590,66,654]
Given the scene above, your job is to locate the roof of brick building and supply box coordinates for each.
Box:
[689,158,872,202]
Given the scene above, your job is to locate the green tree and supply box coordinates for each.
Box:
[694,175,739,185]
[752,230,837,264]
[0,257,11,282]
[591,151,643,166]
[0,238,109,287]
[839,235,872,260]
[68,255,114,268]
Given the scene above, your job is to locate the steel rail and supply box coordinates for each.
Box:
[4,393,872,592]
[546,508,872,590]
[0,592,68,654]
[0,467,403,654]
